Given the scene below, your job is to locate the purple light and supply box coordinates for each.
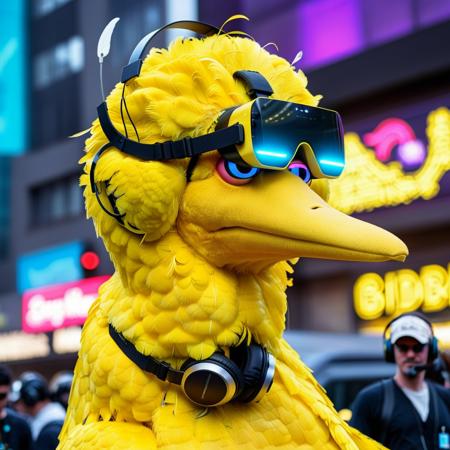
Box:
[298,0,364,69]
[288,161,311,183]
[364,118,416,162]
[397,140,426,167]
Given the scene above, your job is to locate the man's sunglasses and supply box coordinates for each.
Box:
[395,343,427,353]
[0,392,8,400]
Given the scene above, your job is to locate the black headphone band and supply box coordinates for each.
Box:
[97,102,244,161]
[108,323,274,406]
[109,324,184,384]
[21,377,49,406]
[233,70,273,99]
[122,20,221,83]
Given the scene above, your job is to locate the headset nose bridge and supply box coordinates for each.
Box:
[293,141,313,166]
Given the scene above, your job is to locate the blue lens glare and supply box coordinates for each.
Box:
[254,147,291,167]
[318,158,345,176]
[318,159,345,167]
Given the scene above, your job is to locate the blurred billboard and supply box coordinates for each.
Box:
[0,0,27,155]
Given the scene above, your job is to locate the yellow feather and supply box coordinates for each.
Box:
[59,28,390,450]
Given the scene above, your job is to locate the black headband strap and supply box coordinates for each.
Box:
[122,20,220,83]
[97,102,244,161]
[109,324,183,385]
[186,154,199,182]
[233,70,273,99]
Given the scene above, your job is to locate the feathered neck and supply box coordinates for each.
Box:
[98,229,293,362]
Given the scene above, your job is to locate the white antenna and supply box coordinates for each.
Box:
[97,17,120,101]
[291,50,303,67]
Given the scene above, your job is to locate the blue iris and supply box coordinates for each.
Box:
[288,162,311,183]
[225,160,260,179]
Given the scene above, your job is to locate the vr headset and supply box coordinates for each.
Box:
[94,20,345,179]
[92,20,345,229]
[97,86,344,178]
[217,94,344,178]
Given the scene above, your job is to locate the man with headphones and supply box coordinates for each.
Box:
[350,312,450,450]
[15,372,66,450]
[0,365,32,450]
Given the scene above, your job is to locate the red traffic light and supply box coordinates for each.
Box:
[80,251,100,271]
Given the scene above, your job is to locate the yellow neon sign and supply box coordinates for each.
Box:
[329,107,450,214]
[354,263,450,320]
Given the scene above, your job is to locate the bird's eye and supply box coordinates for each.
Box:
[216,159,261,185]
[288,161,311,183]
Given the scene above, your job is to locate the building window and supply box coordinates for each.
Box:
[34,0,72,18]
[30,174,84,227]
[109,1,164,71]
[34,36,84,90]
[297,0,450,69]
[0,158,11,258]
[32,76,80,148]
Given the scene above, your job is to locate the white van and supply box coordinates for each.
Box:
[284,331,395,412]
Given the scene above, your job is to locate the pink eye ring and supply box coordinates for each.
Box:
[288,161,311,183]
[216,159,260,185]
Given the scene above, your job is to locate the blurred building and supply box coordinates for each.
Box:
[0,0,449,376]
[0,0,195,377]
[210,1,450,342]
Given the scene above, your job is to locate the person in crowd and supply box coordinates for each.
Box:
[15,372,66,450]
[350,312,450,450]
[426,351,450,388]
[0,364,32,450]
[49,372,73,410]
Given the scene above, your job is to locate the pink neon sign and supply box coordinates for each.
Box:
[363,118,426,168]
[22,276,110,333]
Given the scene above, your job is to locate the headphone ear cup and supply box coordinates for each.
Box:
[180,353,244,407]
[21,386,36,407]
[233,344,271,403]
[21,380,45,407]
[429,337,439,362]
[384,339,395,363]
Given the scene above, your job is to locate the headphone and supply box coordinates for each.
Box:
[50,371,73,408]
[383,312,438,363]
[19,373,49,407]
[109,325,275,408]
[96,22,276,407]
[92,20,273,235]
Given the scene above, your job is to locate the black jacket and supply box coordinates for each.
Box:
[0,408,33,450]
[350,379,450,450]
[34,419,64,450]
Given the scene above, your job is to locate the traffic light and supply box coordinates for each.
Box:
[80,250,100,276]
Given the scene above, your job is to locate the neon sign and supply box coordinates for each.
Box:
[0,331,49,361]
[53,326,82,354]
[354,263,450,320]
[17,241,86,294]
[329,107,450,214]
[0,0,27,155]
[363,118,425,166]
[22,275,109,333]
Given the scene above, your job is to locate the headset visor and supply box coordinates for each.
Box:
[250,98,345,178]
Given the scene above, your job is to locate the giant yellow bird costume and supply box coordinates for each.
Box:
[58,18,408,449]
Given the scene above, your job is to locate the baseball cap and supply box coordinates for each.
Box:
[390,315,432,344]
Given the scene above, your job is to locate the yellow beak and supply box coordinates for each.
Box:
[179,170,408,268]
